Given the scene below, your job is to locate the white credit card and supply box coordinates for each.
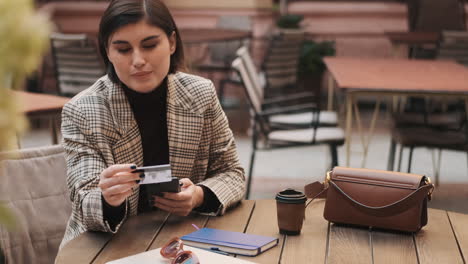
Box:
[135,164,172,185]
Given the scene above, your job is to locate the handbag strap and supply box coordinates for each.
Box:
[304,180,434,214]
[329,180,434,214]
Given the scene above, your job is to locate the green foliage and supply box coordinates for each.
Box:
[298,40,336,76]
[0,0,51,152]
[276,14,304,29]
[0,0,51,247]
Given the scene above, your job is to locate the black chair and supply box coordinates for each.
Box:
[50,33,105,97]
[409,0,466,59]
[437,30,468,66]
[262,30,305,98]
[195,16,251,106]
[388,98,467,186]
[235,46,338,128]
[232,57,345,198]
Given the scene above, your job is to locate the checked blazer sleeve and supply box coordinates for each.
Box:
[195,82,246,215]
[61,98,127,237]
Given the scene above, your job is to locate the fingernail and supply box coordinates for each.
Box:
[135,180,140,184]
[130,165,137,170]
[139,173,145,178]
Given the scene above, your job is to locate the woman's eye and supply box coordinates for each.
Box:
[143,44,156,49]
[117,48,131,54]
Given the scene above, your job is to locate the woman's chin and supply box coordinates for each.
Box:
[128,80,160,93]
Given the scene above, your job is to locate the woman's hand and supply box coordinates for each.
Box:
[98,164,141,207]
[153,178,204,216]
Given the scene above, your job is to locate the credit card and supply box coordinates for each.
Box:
[134,164,172,185]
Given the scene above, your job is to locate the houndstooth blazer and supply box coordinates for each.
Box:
[59,72,245,248]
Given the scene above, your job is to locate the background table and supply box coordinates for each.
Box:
[14,91,70,145]
[385,31,440,57]
[324,57,468,167]
[179,28,251,44]
[56,199,468,264]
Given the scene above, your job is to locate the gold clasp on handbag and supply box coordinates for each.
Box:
[324,170,332,188]
[425,176,434,200]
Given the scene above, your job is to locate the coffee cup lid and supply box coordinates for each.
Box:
[275,188,307,203]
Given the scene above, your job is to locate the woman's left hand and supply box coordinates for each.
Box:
[153,178,204,216]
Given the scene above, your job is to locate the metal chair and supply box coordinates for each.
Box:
[388,98,467,186]
[409,0,466,59]
[50,33,105,97]
[236,46,338,128]
[195,16,251,106]
[232,57,345,198]
[437,31,468,66]
[262,30,305,98]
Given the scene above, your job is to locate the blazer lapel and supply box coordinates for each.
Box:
[167,73,204,178]
[107,78,144,166]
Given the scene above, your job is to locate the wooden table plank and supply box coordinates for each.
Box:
[372,230,418,264]
[281,199,328,264]
[238,200,283,264]
[56,232,112,264]
[414,209,463,264]
[92,210,169,264]
[327,224,372,263]
[148,213,209,250]
[448,211,468,263]
[205,200,255,232]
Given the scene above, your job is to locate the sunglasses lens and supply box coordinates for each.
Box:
[174,252,198,264]
[162,239,181,257]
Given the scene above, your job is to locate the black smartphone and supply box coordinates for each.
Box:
[144,177,181,206]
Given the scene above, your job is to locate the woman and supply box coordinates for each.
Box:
[60,0,245,247]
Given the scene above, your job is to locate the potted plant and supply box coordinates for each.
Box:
[0,1,51,262]
[298,40,336,107]
[276,14,303,29]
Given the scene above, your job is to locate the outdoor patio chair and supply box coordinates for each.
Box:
[413,0,466,32]
[232,57,345,198]
[436,31,468,66]
[50,32,105,97]
[387,98,467,186]
[195,16,251,106]
[0,145,71,264]
[262,30,306,98]
[410,0,466,59]
[235,46,338,128]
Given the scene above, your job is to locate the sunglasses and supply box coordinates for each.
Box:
[160,237,200,264]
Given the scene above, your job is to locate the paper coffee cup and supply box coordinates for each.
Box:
[275,189,307,235]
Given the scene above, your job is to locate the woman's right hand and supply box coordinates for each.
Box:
[98,164,141,207]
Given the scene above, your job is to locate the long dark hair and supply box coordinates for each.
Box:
[98,0,185,84]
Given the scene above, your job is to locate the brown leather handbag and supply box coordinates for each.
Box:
[305,167,434,232]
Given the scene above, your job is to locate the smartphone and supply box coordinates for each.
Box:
[145,177,181,206]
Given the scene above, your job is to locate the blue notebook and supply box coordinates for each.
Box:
[181,228,278,256]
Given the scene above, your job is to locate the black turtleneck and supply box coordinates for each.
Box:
[124,78,170,213]
[103,78,219,228]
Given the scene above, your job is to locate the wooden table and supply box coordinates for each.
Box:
[14,91,70,145]
[385,31,440,57]
[55,199,468,264]
[324,57,468,167]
